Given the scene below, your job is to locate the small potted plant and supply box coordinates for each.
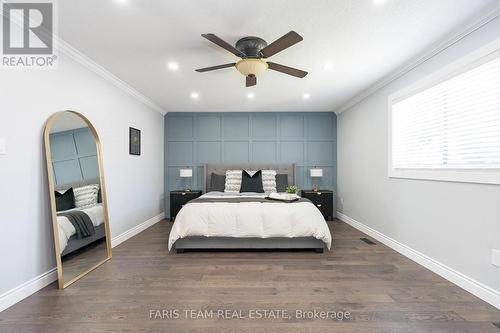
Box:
[285,185,299,199]
[285,185,299,194]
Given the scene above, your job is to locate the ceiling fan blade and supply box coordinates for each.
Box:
[260,31,303,58]
[267,62,308,78]
[201,33,246,57]
[246,75,257,87]
[195,63,236,72]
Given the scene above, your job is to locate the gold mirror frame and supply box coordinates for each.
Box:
[44,111,112,288]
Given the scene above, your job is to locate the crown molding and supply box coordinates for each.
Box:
[58,38,167,115]
[335,4,500,115]
[0,5,166,115]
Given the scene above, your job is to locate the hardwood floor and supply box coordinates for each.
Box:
[61,238,108,283]
[0,220,499,332]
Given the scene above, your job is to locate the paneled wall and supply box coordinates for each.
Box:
[49,127,98,185]
[165,112,337,217]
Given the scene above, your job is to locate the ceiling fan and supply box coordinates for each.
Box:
[195,31,308,87]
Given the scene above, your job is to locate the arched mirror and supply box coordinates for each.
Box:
[44,111,112,288]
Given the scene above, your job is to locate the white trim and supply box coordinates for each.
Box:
[388,43,500,104]
[58,39,167,115]
[1,6,166,115]
[0,268,58,313]
[387,169,500,185]
[335,5,500,115]
[386,38,500,185]
[0,212,165,313]
[336,211,500,309]
[111,212,165,247]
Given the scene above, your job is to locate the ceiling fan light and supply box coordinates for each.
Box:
[236,59,268,77]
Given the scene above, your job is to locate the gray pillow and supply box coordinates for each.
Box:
[276,174,289,192]
[210,173,226,192]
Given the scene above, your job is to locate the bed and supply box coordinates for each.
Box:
[55,179,106,256]
[169,164,332,253]
[57,204,106,256]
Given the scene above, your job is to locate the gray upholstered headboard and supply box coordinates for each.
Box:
[204,164,295,193]
[54,178,100,191]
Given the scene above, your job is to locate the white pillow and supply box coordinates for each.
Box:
[224,170,242,192]
[261,170,277,193]
[73,184,99,208]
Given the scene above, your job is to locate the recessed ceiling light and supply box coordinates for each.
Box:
[190,92,199,99]
[373,0,387,5]
[167,62,179,71]
[114,0,128,4]
[247,93,255,99]
[303,93,311,99]
[323,63,334,71]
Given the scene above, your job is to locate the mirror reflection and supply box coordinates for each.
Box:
[45,111,111,287]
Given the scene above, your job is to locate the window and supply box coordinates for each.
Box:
[389,47,500,184]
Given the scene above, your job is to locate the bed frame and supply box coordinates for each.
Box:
[56,179,107,257]
[174,163,325,253]
[61,224,106,257]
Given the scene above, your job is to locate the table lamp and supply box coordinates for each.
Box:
[179,168,193,191]
[310,168,323,192]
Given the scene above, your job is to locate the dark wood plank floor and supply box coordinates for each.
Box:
[1,220,499,332]
[61,238,108,283]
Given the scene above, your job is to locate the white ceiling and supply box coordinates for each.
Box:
[58,0,497,113]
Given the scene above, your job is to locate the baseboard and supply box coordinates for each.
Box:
[0,268,57,313]
[111,212,165,247]
[0,212,165,313]
[336,211,500,309]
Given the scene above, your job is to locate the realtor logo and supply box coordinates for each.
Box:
[1,1,57,68]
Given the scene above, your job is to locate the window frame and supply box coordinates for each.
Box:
[388,38,500,185]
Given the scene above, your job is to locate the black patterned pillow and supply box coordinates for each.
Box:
[55,188,75,211]
[240,170,264,193]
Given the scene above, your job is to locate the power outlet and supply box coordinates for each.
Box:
[492,249,500,267]
[0,138,6,155]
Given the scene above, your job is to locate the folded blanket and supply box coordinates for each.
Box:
[267,192,300,202]
[190,196,310,204]
[57,211,95,239]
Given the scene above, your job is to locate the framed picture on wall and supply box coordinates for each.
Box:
[129,127,141,156]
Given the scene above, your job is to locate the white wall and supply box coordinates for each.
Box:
[337,16,500,302]
[0,53,165,299]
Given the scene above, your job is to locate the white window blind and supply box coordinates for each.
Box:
[392,55,500,171]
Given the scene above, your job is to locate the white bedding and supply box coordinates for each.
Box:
[57,204,104,254]
[168,192,332,250]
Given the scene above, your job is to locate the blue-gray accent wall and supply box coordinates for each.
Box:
[50,127,98,185]
[164,112,337,217]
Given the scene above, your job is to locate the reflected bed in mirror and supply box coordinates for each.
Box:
[44,111,112,288]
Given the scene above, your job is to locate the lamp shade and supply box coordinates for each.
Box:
[179,168,192,178]
[310,168,323,177]
[236,59,268,77]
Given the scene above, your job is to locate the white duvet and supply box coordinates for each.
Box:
[57,204,104,254]
[168,192,332,250]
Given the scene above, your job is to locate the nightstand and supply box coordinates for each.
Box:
[169,190,202,221]
[301,190,334,220]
